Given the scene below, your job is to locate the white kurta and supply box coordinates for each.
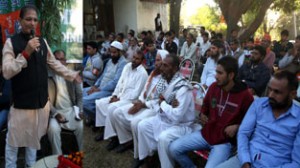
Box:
[104,74,162,158]
[180,42,197,63]
[47,75,83,154]
[95,63,148,128]
[200,57,218,87]
[137,76,195,168]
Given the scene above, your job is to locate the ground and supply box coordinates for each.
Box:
[83,126,133,168]
[83,126,207,168]
[0,126,206,168]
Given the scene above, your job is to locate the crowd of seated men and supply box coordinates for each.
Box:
[80,27,300,168]
[1,27,299,168]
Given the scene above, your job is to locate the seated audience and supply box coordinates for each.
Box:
[100,33,115,61]
[144,38,158,74]
[116,32,128,52]
[273,29,294,64]
[178,29,188,53]
[180,33,197,63]
[47,50,83,154]
[83,41,127,123]
[229,39,245,67]
[201,40,224,89]
[104,50,168,167]
[217,70,300,168]
[278,43,300,74]
[164,31,178,55]
[83,41,103,87]
[239,45,271,96]
[261,34,276,72]
[169,56,253,168]
[126,37,140,62]
[199,32,211,58]
[155,31,164,50]
[137,54,195,168]
[94,51,148,143]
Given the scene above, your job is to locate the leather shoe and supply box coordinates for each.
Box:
[115,141,133,153]
[92,126,101,132]
[84,118,94,127]
[94,132,104,142]
[131,158,144,168]
[106,139,119,151]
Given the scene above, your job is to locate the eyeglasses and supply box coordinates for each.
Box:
[23,17,38,22]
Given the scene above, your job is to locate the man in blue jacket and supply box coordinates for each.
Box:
[83,41,127,123]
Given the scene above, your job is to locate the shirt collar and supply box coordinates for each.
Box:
[262,98,300,118]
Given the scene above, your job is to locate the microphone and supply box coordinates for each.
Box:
[30,29,40,52]
[30,29,35,39]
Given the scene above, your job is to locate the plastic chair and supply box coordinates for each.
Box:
[180,58,195,81]
[190,82,206,118]
[190,82,210,160]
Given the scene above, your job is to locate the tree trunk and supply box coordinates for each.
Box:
[219,0,254,40]
[239,0,273,42]
[169,0,182,36]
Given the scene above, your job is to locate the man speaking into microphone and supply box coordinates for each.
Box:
[2,5,81,168]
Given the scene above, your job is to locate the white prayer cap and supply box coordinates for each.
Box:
[157,50,169,60]
[111,41,123,51]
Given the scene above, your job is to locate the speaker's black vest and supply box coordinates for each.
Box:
[10,32,48,109]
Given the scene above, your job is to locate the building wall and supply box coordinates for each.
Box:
[113,0,138,34]
[137,1,169,33]
[113,0,169,35]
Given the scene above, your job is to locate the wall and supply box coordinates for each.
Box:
[113,0,138,34]
[137,1,169,33]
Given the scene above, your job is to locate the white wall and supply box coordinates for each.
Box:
[113,0,138,34]
[136,1,169,33]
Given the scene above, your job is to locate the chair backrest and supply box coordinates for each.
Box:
[190,82,209,160]
[179,58,195,81]
[191,82,207,118]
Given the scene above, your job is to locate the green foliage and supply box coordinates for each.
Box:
[271,0,300,13]
[39,0,74,48]
[189,5,226,32]
[240,1,261,28]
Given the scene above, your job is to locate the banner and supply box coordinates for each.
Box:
[58,0,83,63]
[0,0,35,14]
[0,0,36,44]
[0,0,82,63]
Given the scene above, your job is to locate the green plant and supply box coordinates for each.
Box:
[38,0,73,47]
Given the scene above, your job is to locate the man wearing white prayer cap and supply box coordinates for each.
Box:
[103,50,169,165]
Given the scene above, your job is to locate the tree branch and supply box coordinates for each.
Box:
[239,0,273,41]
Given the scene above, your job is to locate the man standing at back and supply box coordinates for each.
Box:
[155,13,162,32]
